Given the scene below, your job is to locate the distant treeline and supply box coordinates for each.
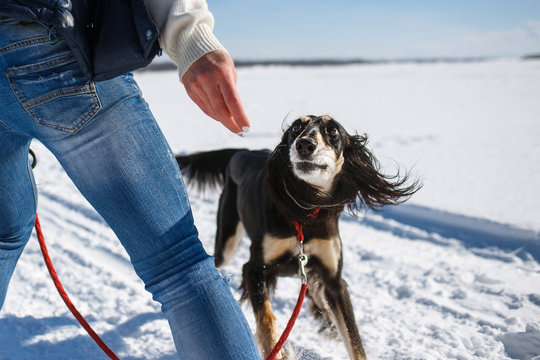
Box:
[523,54,540,60]
[139,55,537,72]
[233,57,489,67]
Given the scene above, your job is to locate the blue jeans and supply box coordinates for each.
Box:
[0,19,260,359]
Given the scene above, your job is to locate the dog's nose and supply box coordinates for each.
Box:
[295,138,317,157]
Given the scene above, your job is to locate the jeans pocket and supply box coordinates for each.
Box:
[6,53,102,134]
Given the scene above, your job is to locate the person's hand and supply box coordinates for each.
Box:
[182,51,250,136]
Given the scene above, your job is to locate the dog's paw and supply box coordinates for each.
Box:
[318,321,339,339]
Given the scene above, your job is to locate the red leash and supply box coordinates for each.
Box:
[34,208,318,360]
[35,214,120,360]
[266,212,318,360]
[265,283,307,360]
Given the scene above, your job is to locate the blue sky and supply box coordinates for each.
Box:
[207,0,540,60]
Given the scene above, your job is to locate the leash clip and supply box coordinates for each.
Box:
[293,220,309,284]
[298,243,308,285]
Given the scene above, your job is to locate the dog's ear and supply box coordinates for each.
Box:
[339,133,421,212]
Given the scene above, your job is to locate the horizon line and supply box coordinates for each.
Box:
[141,53,540,72]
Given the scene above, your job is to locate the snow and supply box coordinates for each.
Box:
[1,59,540,359]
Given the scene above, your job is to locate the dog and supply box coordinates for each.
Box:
[176,115,420,359]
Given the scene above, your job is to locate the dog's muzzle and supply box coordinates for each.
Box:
[295,138,317,158]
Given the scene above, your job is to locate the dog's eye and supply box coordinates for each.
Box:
[291,124,303,134]
[327,126,339,137]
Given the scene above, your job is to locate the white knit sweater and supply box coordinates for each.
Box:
[143,0,227,80]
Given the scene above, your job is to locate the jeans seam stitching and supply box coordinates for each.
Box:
[25,85,96,108]
[5,54,76,76]
[0,118,28,137]
[6,64,102,134]
[0,35,50,55]
[26,86,101,134]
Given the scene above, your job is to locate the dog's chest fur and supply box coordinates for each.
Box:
[262,233,342,276]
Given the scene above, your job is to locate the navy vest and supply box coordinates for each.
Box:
[1,0,162,81]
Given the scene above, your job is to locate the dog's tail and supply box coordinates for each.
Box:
[176,148,246,191]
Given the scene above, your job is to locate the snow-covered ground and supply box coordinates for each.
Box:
[1,59,539,360]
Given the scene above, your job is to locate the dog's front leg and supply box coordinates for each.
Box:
[242,261,290,359]
[321,278,367,360]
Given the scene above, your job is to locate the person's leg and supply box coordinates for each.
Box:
[0,18,40,308]
[0,127,36,308]
[46,76,259,359]
[0,19,259,359]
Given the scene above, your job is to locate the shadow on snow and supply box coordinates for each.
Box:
[0,312,176,360]
[345,203,540,263]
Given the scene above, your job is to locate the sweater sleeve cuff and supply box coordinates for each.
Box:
[175,22,227,80]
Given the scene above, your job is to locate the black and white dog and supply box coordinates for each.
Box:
[176,115,420,360]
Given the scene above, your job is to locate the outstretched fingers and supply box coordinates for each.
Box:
[182,51,250,136]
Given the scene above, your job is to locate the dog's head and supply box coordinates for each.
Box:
[267,115,421,215]
[285,115,347,192]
